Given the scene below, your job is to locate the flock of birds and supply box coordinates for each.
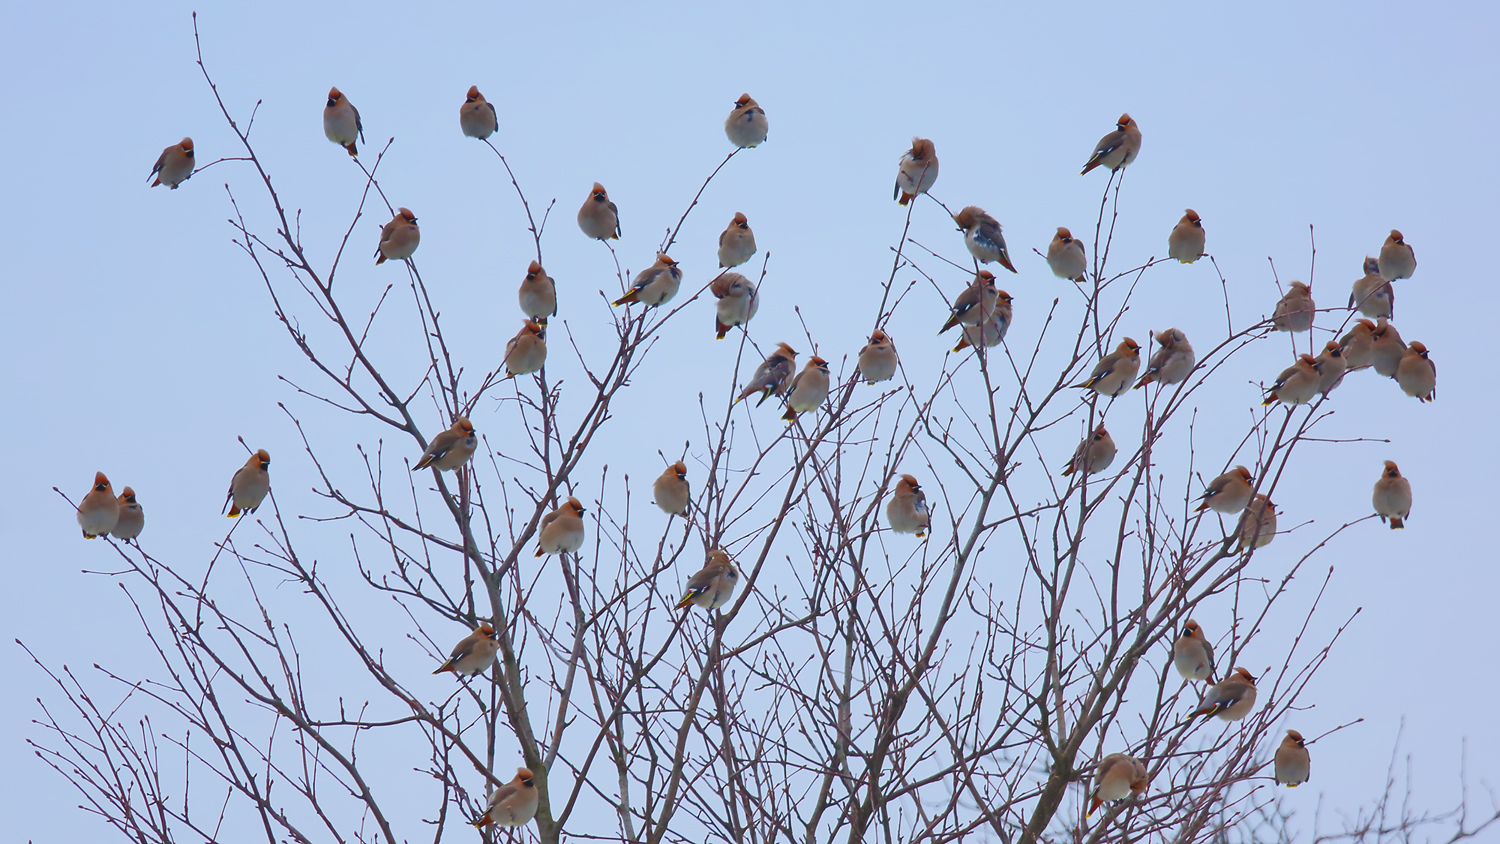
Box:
[82,87,1434,829]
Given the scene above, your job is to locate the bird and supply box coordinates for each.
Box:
[110,487,145,542]
[613,254,682,307]
[710,272,759,338]
[432,623,500,676]
[1235,494,1277,551]
[1378,230,1417,282]
[472,768,539,830]
[1173,620,1216,683]
[1046,227,1088,282]
[374,208,420,265]
[677,549,740,611]
[953,206,1017,272]
[1396,342,1436,402]
[224,450,272,518]
[939,271,1000,334]
[535,497,586,556]
[1275,730,1312,787]
[77,472,120,538]
[1272,282,1316,333]
[1339,318,1379,370]
[1062,425,1116,477]
[952,305,1012,353]
[1349,256,1394,319]
[724,94,768,149]
[653,461,690,516]
[1370,318,1407,378]
[148,138,194,189]
[577,182,620,240]
[736,343,798,406]
[886,474,930,538]
[1372,460,1412,529]
[858,330,899,384]
[1080,113,1141,175]
[717,212,757,268]
[1134,328,1195,390]
[1314,341,1348,395]
[1187,667,1258,721]
[503,320,547,379]
[1262,355,1322,406]
[893,138,938,206]
[1195,466,1254,515]
[323,86,363,156]
[413,416,478,472]
[781,356,831,422]
[518,261,557,324]
[1086,753,1149,818]
[1167,209,1206,263]
[1074,339,1142,398]
[459,85,498,139]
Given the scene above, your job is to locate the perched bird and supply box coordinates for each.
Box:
[1378,230,1417,282]
[781,356,831,422]
[110,487,145,542]
[1074,339,1142,398]
[613,254,682,307]
[323,86,363,156]
[886,474,930,538]
[1062,425,1116,477]
[503,320,547,379]
[535,497,586,556]
[374,208,420,265]
[1046,227,1088,282]
[1370,318,1406,378]
[1275,730,1311,787]
[1086,753,1149,818]
[939,271,1000,334]
[1080,113,1141,176]
[1188,667,1258,721]
[717,212,757,268]
[1349,257,1394,319]
[1235,494,1277,551]
[148,138,194,189]
[952,305,1012,353]
[518,261,557,324]
[893,138,939,206]
[1262,355,1322,406]
[857,330,899,384]
[1195,466,1254,515]
[1272,282,1316,333]
[1314,341,1348,395]
[577,182,621,240]
[77,472,120,539]
[414,416,478,472]
[735,343,798,406]
[1172,620,1216,683]
[459,85,498,140]
[472,768,539,830]
[1135,328,1195,390]
[1339,318,1379,370]
[677,549,740,611]
[432,623,500,676]
[1167,209,1206,263]
[653,461,690,516]
[710,272,759,339]
[724,94,768,148]
[1396,342,1436,402]
[1372,460,1412,529]
[953,206,1017,272]
[224,450,272,518]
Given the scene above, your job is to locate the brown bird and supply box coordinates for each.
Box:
[1235,494,1278,551]
[1134,328,1195,390]
[1080,113,1142,175]
[1086,753,1149,817]
[1195,466,1254,515]
[224,450,272,518]
[653,461,690,516]
[1073,339,1142,398]
[1372,460,1412,529]
[1173,620,1216,683]
[413,416,478,472]
[1395,341,1436,402]
[76,472,120,539]
[1275,730,1311,787]
[535,497,587,556]
[110,487,145,542]
[735,343,797,406]
[676,549,740,611]
[939,271,1000,334]
[432,623,500,676]
[1061,425,1116,477]
[1188,667,1258,721]
[894,138,939,205]
[148,137,195,189]
[472,768,540,829]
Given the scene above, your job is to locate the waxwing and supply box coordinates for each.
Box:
[577,182,621,240]
[224,450,271,517]
[148,137,194,189]
[1074,339,1142,398]
[432,623,500,676]
[677,549,740,611]
[472,768,539,829]
[886,474,930,538]
[77,472,120,538]
[724,94,768,148]
[1080,113,1141,175]
[1195,466,1254,515]
[653,461,690,516]
[894,138,939,205]
[535,497,586,556]
[1167,209,1205,263]
[414,417,478,472]
[1372,461,1411,529]
[1173,620,1215,683]
[1188,667,1258,721]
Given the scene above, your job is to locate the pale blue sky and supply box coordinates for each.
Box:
[4,1,1497,841]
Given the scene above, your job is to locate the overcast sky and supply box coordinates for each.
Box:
[4,1,1498,841]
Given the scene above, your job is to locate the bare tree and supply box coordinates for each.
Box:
[26,16,1484,844]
